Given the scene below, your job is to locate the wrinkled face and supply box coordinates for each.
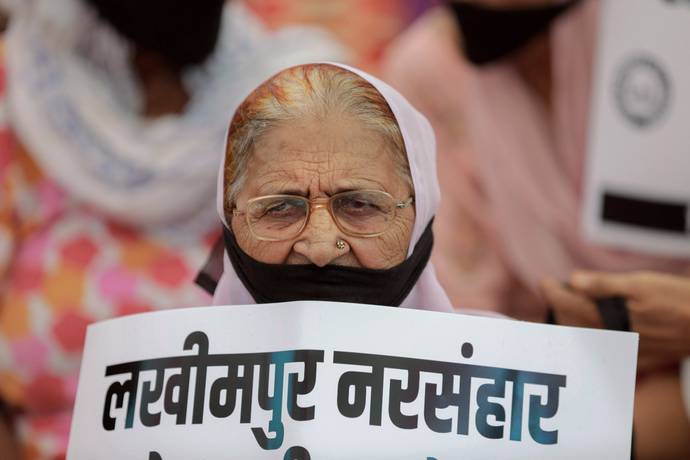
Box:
[230,116,415,269]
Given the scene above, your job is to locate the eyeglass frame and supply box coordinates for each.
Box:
[231,189,414,242]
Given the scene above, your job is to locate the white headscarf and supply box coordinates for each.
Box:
[4,0,346,229]
[212,63,453,313]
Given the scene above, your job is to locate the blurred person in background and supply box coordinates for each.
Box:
[383,0,690,458]
[244,0,436,72]
[0,0,345,458]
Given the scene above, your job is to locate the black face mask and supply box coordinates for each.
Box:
[448,0,581,65]
[84,0,225,70]
[196,221,434,307]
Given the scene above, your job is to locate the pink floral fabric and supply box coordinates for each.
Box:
[0,50,218,459]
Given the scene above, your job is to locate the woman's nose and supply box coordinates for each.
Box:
[292,204,346,267]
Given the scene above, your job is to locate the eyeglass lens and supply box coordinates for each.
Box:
[245,191,398,240]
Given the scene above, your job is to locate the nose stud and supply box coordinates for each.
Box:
[336,240,347,250]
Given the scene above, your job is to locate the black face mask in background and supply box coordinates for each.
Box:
[84,0,226,70]
[211,221,435,307]
[448,1,581,65]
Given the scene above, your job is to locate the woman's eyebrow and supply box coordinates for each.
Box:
[278,189,309,197]
[257,182,309,197]
[333,178,386,194]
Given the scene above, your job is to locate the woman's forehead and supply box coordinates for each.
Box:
[251,116,396,165]
[239,118,404,192]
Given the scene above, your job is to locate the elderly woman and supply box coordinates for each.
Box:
[200,62,453,312]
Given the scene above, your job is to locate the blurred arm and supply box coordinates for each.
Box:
[0,415,18,460]
[634,369,690,460]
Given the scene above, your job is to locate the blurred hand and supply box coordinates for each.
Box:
[540,278,602,328]
[541,271,690,370]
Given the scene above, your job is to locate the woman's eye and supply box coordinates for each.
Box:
[266,201,290,213]
[261,200,305,220]
[340,198,380,215]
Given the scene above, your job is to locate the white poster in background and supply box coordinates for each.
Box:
[584,0,690,255]
[67,302,638,460]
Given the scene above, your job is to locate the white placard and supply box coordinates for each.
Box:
[67,302,638,459]
[584,0,690,256]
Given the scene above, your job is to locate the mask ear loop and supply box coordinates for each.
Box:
[194,236,225,295]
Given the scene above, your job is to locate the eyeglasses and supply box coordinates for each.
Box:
[232,190,414,242]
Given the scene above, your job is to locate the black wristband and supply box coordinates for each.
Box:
[595,296,631,332]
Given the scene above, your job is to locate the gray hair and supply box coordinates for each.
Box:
[223,63,412,220]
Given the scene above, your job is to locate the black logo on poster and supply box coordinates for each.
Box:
[614,54,671,128]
